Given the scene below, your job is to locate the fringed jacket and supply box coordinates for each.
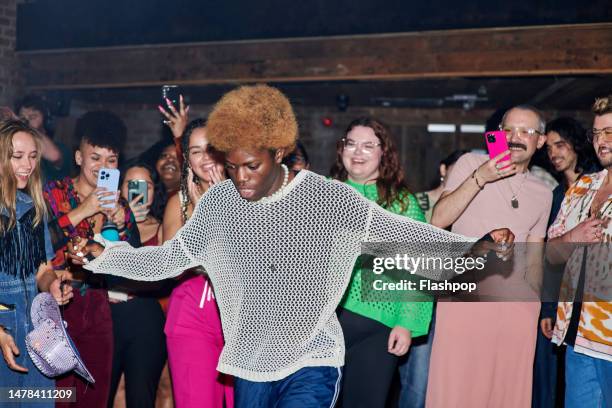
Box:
[0,191,52,279]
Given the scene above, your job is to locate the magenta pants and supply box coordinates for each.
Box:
[165,274,234,408]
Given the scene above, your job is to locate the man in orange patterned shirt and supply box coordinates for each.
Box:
[547,95,612,408]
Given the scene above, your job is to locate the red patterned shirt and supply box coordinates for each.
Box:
[43,177,137,269]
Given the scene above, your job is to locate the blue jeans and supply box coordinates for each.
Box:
[0,274,54,407]
[397,310,435,408]
[565,346,611,408]
[234,366,342,408]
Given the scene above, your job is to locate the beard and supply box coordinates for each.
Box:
[596,146,612,169]
[600,156,612,169]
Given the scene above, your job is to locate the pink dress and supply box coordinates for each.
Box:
[426,153,552,408]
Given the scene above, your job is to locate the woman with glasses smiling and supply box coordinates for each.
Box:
[330,117,431,408]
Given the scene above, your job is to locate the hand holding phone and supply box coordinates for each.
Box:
[127,179,150,222]
[77,188,116,220]
[161,85,180,111]
[159,85,190,139]
[485,131,511,163]
[127,179,148,206]
[96,168,120,209]
[476,133,518,184]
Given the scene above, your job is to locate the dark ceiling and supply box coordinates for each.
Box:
[17,0,612,111]
[17,0,612,50]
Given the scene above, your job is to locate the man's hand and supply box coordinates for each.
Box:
[471,228,515,261]
[565,217,605,243]
[159,94,189,139]
[388,326,412,356]
[540,318,554,339]
[0,330,28,373]
[66,237,105,266]
[475,150,518,185]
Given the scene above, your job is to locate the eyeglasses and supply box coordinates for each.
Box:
[587,127,612,143]
[341,138,381,154]
[499,125,543,137]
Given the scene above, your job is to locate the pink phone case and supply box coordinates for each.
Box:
[485,131,511,163]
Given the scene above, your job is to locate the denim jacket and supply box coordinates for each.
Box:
[0,191,55,395]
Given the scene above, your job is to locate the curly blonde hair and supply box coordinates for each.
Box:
[592,94,612,116]
[207,84,297,153]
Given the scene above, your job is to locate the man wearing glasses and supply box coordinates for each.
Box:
[547,95,612,408]
[428,105,552,407]
[534,117,600,408]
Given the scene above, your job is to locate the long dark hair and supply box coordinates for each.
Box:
[330,117,412,212]
[545,117,600,190]
[120,159,166,222]
[179,119,210,223]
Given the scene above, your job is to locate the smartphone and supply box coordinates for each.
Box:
[96,168,120,209]
[161,85,180,110]
[127,179,148,205]
[485,131,511,163]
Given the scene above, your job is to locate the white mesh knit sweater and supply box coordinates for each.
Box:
[86,170,475,382]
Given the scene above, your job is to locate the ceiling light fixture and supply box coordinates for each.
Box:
[460,124,486,133]
[427,124,456,133]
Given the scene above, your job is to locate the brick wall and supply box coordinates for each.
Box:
[54,101,592,192]
[0,0,19,105]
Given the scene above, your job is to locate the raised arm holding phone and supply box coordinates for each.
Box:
[426,105,552,408]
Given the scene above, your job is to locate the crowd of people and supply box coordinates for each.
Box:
[0,86,610,408]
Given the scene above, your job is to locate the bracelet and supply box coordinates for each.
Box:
[472,169,484,190]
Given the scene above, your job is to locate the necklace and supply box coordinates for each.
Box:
[257,164,289,204]
[507,171,528,209]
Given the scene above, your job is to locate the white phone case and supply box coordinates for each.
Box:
[96,168,120,209]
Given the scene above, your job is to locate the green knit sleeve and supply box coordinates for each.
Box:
[401,193,427,223]
[396,301,433,337]
[340,187,433,336]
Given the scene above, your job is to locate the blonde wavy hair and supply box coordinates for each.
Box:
[592,94,612,116]
[0,120,46,234]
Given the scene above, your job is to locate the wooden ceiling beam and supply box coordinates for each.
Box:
[18,23,612,90]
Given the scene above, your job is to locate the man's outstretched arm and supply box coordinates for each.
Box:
[82,234,199,281]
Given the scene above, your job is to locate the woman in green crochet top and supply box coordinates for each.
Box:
[330,117,431,408]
